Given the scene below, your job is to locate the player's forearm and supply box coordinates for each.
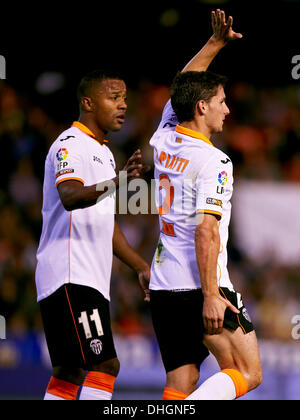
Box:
[113,222,148,272]
[182,36,226,73]
[58,177,120,211]
[195,223,220,296]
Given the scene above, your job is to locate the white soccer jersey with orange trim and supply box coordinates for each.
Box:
[150,100,234,291]
[35,121,116,302]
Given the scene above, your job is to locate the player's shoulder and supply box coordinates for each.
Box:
[212,147,232,169]
[202,146,233,180]
[55,126,84,144]
[49,126,83,153]
[190,144,232,178]
[152,100,178,136]
[160,99,178,128]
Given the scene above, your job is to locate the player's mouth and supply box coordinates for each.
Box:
[116,114,125,124]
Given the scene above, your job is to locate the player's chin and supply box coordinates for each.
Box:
[216,122,224,132]
[109,123,123,132]
[111,120,124,131]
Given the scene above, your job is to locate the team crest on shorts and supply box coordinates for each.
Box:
[242,307,251,323]
[90,339,103,355]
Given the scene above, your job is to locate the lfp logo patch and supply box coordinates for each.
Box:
[56,148,68,161]
[218,171,228,186]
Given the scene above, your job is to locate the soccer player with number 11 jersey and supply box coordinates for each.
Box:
[36,70,150,400]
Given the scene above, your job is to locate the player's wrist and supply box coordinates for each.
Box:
[209,35,227,48]
[202,289,219,298]
[134,259,149,274]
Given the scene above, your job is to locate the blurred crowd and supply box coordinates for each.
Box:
[0,74,300,360]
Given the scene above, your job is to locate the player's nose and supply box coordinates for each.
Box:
[119,99,127,110]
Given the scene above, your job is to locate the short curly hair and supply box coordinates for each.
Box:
[77,69,124,104]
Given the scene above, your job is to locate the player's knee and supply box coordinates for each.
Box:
[91,357,120,377]
[249,367,263,391]
[52,366,86,385]
[242,366,263,392]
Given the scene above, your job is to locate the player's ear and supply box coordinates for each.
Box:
[80,96,93,112]
[197,100,207,115]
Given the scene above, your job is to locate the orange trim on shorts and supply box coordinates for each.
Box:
[236,313,246,334]
[162,387,188,400]
[46,376,79,400]
[64,285,86,365]
[83,371,116,394]
[219,286,226,300]
[221,369,248,398]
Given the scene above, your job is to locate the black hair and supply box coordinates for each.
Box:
[170,71,228,123]
[77,69,124,104]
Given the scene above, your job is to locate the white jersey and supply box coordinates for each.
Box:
[150,100,234,291]
[35,121,116,302]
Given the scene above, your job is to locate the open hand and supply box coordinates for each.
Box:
[122,149,151,180]
[211,9,243,44]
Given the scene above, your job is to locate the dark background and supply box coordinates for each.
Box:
[1,0,299,120]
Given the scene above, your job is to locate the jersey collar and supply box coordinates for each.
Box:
[71,121,108,145]
[175,125,213,146]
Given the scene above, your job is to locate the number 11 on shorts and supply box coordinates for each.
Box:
[78,309,104,339]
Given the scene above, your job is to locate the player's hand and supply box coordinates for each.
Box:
[211,9,243,44]
[203,294,239,335]
[122,149,151,180]
[136,262,151,302]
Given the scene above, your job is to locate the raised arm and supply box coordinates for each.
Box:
[182,9,243,72]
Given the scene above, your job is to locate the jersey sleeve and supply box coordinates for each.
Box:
[195,155,233,221]
[157,99,179,130]
[53,138,85,187]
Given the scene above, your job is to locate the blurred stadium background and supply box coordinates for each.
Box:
[0,0,300,400]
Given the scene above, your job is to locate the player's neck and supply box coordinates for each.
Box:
[180,120,211,140]
[78,115,106,142]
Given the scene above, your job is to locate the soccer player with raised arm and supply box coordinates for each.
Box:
[36,70,150,400]
[149,10,262,400]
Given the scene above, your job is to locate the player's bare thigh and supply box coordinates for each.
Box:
[203,328,262,391]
